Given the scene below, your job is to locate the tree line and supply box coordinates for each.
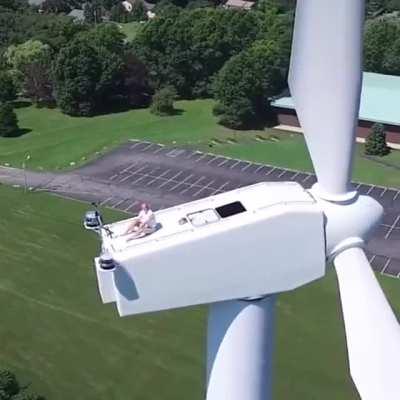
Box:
[1,0,400,136]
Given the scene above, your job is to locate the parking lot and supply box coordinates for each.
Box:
[73,140,400,277]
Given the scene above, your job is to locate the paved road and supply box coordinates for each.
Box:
[1,139,399,277]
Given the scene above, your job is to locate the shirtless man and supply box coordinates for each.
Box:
[124,202,156,235]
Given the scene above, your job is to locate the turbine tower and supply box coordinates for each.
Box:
[86,1,400,399]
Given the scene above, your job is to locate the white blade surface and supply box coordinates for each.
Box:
[334,247,400,400]
[288,0,364,199]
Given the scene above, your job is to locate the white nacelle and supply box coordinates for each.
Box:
[95,182,326,316]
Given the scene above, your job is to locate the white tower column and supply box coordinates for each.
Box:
[206,296,276,400]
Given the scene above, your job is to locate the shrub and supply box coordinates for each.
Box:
[0,71,17,104]
[150,87,176,116]
[365,123,390,156]
[0,102,19,137]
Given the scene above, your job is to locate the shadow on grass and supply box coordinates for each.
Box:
[12,100,32,109]
[1,128,32,138]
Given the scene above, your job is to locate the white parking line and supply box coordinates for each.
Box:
[302,174,313,183]
[265,167,276,176]
[118,165,147,182]
[192,179,215,197]
[129,141,143,150]
[146,169,171,186]
[241,163,251,172]
[100,196,113,206]
[206,156,218,165]
[211,181,230,195]
[141,143,155,152]
[120,162,139,175]
[230,160,241,169]
[111,199,126,209]
[187,151,202,160]
[158,171,183,189]
[180,176,206,194]
[381,258,391,274]
[291,172,300,180]
[169,174,194,191]
[195,154,208,163]
[153,146,165,154]
[124,200,139,212]
[394,191,400,201]
[385,215,400,239]
[255,165,265,173]
[218,159,229,167]
[380,188,387,197]
[277,170,287,178]
[366,185,375,195]
[109,174,118,181]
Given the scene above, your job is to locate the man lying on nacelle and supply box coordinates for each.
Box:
[123,202,157,239]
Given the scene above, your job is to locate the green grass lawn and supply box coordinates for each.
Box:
[2,99,400,188]
[118,21,142,42]
[1,184,400,399]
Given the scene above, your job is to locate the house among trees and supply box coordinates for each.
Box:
[223,0,255,11]
[68,8,85,22]
[271,72,400,149]
[122,0,154,13]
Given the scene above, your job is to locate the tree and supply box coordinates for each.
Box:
[84,0,103,23]
[23,61,54,106]
[5,40,52,91]
[0,369,45,400]
[365,123,390,156]
[110,2,132,22]
[132,7,262,97]
[40,0,72,13]
[53,33,125,115]
[364,19,399,73]
[0,71,16,103]
[366,0,386,16]
[383,37,400,75]
[0,102,19,137]
[213,40,284,129]
[150,86,176,115]
[131,0,147,21]
[77,23,125,54]
[122,52,151,107]
[53,38,103,116]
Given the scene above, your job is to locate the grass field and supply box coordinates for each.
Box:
[1,99,400,188]
[119,21,142,42]
[1,185,400,399]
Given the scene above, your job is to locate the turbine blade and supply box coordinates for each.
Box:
[288,0,364,199]
[334,247,400,400]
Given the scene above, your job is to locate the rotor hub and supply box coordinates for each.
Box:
[309,188,383,260]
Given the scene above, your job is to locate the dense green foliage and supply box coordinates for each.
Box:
[0,71,16,103]
[0,370,44,400]
[364,19,400,73]
[0,102,18,137]
[365,122,391,156]
[213,40,284,128]
[0,11,87,52]
[52,24,149,115]
[133,7,265,97]
[150,86,176,115]
[53,37,121,116]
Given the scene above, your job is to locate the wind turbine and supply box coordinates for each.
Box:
[86,1,400,399]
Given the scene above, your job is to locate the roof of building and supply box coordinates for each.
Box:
[224,0,255,10]
[271,72,400,127]
[68,9,85,20]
